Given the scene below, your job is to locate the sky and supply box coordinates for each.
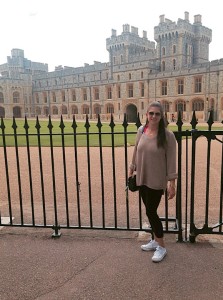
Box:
[1,0,222,72]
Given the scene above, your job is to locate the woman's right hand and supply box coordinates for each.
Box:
[128,169,133,177]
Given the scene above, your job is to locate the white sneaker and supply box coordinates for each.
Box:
[152,246,167,262]
[141,240,159,251]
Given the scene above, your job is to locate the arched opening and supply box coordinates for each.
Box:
[13,106,22,118]
[126,104,137,122]
[0,106,5,117]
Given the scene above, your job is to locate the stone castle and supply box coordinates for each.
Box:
[0,12,222,122]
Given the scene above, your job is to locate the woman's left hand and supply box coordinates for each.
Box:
[167,185,176,200]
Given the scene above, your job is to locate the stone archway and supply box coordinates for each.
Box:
[0,107,5,117]
[13,106,21,118]
[126,104,137,122]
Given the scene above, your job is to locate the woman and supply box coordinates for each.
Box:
[129,101,177,262]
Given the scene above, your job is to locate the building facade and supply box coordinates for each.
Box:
[0,12,223,122]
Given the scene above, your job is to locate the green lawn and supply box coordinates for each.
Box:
[0,118,222,147]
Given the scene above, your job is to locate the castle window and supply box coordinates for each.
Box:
[177,79,184,94]
[0,92,4,103]
[94,88,99,100]
[62,91,65,102]
[94,104,101,115]
[44,96,47,103]
[162,47,166,56]
[195,77,202,93]
[173,45,176,54]
[162,101,169,112]
[173,59,176,70]
[175,100,186,112]
[129,73,132,80]
[192,100,204,111]
[107,86,112,99]
[52,106,58,115]
[140,83,145,97]
[141,102,144,110]
[107,104,114,114]
[128,84,133,98]
[83,88,87,101]
[117,75,120,81]
[118,103,121,110]
[72,105,78,114]
[83,105,89,114]
[52,92,56,102]
[162,61,165,71]
[117,85,121,98]
[62,105,67,114]
[13,92,20,103]
[161,81,167,96]
[141,71,144,79]
[72,90,76,101]
[36,94,39,104]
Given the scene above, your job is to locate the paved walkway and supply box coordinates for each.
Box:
[0,226,223,300]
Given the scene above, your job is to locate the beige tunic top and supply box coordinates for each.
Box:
[131,126,178,190]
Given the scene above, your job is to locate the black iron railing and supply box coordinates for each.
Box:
[0,111,222,242]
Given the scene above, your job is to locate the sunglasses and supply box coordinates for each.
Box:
[148,111,161,117]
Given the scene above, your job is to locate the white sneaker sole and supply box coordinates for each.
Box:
[141,245,157,251]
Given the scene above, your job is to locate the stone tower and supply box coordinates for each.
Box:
[106,24,155,76]
[154,12,212,71]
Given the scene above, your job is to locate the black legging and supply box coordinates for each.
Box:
[139,185,164,238]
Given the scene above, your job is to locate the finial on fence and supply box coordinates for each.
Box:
[12,116,17,130]
[135,112,142,129]
[122,113,128,129]
[24,115,29,131]
[0,117,5,130]
[190,111,198,129]
[59,115,65,130]
[207,110,214,131]
[96,114,102,129]
[35,116,41,130]
[109,114,115,129]
[176,111,183,131]
[47,115,53,131]
[71,115,77,130]
[84,114,90,130]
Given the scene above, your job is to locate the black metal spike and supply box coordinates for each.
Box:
[135,112,142,129]
[24,115,29,131]
[35,116,41,131]
[207,110,214,131]
[0,117,5,130]
[190,111,198,129]
[59,115,65,131]
[84,115,90,130]
[122,113,128,130]
[71,115,77,130]
[109,113,115,129]
[47,115,53,131]
[176,111,183,131]
[96,114,102,129]
[12,116,17,131]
